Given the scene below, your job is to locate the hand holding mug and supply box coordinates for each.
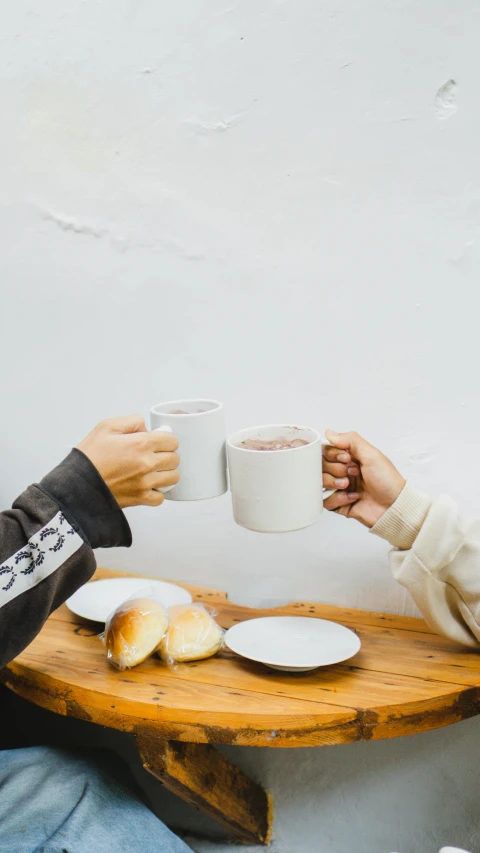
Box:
[322,430,406,527]
[77,415,180,508]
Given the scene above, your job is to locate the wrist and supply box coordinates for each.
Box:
[385,477,407,514]
[370,481,432,549]
[39,449,132,549]
[355,479,407,530]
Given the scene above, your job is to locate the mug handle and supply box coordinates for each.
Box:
[321,437,337,502]
[153,425,175,493]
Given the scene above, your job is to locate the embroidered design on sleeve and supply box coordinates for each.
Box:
[0,511,83,608]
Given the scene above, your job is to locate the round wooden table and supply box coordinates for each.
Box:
[4,567,480,845]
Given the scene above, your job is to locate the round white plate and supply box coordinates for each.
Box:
[66,578,192,623]
[225,616,361,671]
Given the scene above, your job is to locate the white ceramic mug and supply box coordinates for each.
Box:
[227,424,336,533]
[150,399,228,501]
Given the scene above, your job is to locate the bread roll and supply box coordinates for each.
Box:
[105,597,169,670]
[159,603,223,663]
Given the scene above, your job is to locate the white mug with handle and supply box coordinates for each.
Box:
[150,399,228,501]
[227,424,337,533]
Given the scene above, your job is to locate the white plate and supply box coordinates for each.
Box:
[66,578,192,623]
[225,616,361,671]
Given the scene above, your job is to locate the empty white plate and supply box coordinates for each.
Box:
[225,616,361,671]
[66,578,192,623]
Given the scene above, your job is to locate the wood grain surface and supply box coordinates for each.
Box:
[5,567,480,748]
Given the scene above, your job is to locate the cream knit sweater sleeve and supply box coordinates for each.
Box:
[371,482,480,648]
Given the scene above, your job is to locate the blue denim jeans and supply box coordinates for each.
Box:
[0,746,192,853]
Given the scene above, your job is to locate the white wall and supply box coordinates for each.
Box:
[2,2,480,851]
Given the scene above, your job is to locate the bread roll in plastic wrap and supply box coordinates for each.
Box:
[103,597,169,670]
[159,603,224,664]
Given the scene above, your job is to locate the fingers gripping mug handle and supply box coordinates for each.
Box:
[321,437,337,502]
[153,425,174,493]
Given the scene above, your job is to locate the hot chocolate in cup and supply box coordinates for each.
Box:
[227,424,336,533]
[150,399,227,501]
[239,436,310,451]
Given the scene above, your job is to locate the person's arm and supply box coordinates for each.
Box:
[323,431,480,648]
[372,484,480,647]
[0,416,179,668]
[0,449,129,669]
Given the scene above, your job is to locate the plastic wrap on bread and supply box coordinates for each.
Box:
[101,592,169,670]
[159,603,224,664]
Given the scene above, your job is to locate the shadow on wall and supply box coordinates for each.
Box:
[2,687,480,853]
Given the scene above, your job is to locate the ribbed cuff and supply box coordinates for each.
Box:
[370,481,432,550]
[38,448,132,550]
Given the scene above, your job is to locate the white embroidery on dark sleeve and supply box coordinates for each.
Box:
[0,512,83,607]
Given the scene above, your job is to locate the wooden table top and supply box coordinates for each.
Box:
[5,567,480,748]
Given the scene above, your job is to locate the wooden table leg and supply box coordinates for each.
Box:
[136,731,272,845]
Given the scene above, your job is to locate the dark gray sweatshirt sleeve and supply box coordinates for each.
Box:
[0,448,131,668]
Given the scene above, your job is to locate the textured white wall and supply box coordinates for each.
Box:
[2,2,480,851]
